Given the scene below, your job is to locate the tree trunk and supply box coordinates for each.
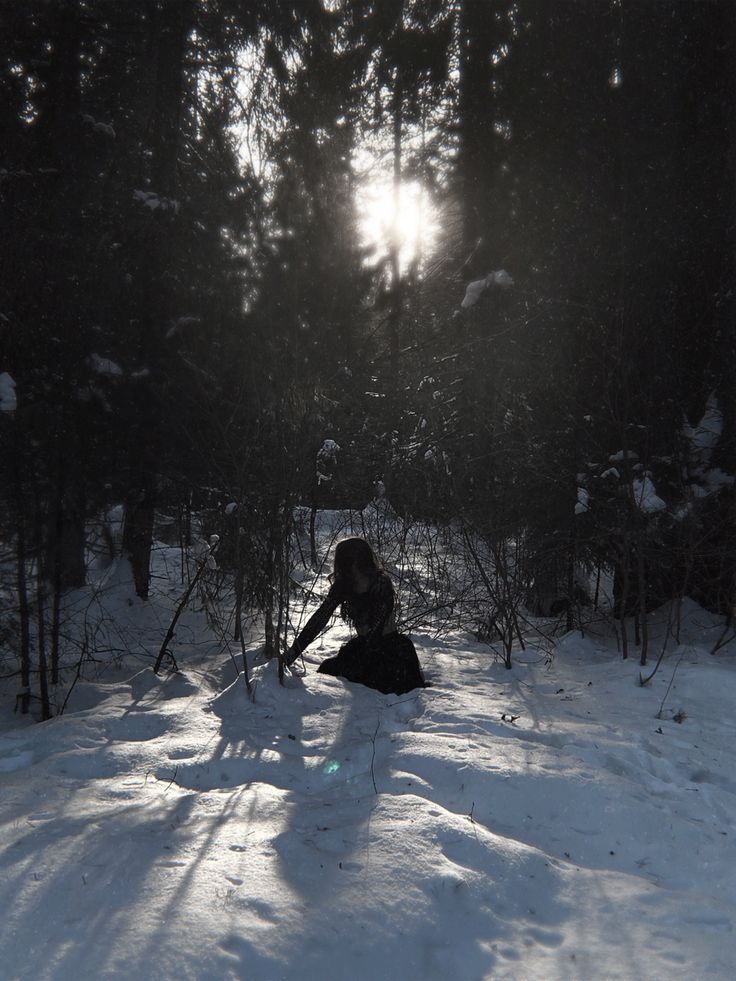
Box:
[123,476,156,600]
[457,0,507,276]
[46,462,86,590]
[123,1,192,599]
[15,469,31,715]
[387,65,404,385]
[36,545,51,721]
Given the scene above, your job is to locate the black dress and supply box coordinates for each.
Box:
[292,572,425,695]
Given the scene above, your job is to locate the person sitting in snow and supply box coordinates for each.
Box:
[285,537,425,696]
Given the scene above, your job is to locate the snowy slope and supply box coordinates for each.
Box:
[1,564,735,980]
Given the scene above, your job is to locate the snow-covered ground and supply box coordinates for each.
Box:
[1,545,735,980]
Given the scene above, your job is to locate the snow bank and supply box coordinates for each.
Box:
[1,539,735,980]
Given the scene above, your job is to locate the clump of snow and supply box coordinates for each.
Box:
[94,121,115,138]
[205,535,220,569]
[166,315,202,339]
[574,486,590,515]
[632,475,666,513]
[608,449,638,464]
[683,394,723,471]
[703,468,734,491]
[81,114,116,138]
[133,190,181,213]
[317,439,340,486]
[89,353,123,378]
[318,439,340,463]
[680,395,733,505]
[460,269,514,309]
[0,371,17,412]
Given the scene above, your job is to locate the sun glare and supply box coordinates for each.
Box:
[357,177,438,275]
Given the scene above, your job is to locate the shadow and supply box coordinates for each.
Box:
[203,654,510,981]
[0,642,610,981]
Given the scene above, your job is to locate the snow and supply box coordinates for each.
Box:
[93,122,116,138]
[89,353,123,378]
[81,115,116,138]
[317,440,341,484]
[318,440,340,462]
[703,467,734,491]
[133,190,181,214]
[460,270,514,309]
[1,543,736,979]
[574,487,589,515]
[608,450,638,464]
[632,475,666,514]
[683,395,723,470]
[0,371,17,412]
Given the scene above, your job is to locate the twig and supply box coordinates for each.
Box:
[655,646,689,720]
[640,608,676,686]
[58,636,89,716]
[153,540,220,674]
[369,718,380,795]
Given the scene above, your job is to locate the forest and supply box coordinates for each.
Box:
[3,5,736,979]
[1,0,735,713]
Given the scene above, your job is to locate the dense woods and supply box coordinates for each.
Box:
[2,0,735,712]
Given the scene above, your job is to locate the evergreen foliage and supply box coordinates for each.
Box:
[1,0,734,702]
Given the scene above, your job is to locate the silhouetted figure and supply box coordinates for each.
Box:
[286,538,425,695]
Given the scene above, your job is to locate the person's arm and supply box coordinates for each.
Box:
[285,585,342,663]
[363,574,395,651]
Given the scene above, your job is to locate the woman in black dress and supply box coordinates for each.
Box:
[285,538,425,695]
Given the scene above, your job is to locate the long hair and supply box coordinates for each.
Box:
[332,537,382,595]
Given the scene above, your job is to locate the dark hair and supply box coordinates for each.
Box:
[332,537,382,592]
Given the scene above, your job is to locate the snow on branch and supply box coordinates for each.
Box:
[0,372,17,413]
[81,114,116,138]
[574,487,590,515]
[133,190,181,213]
[682,394,723,471]
[89,353,123,378]
[460,270,514,309]
[317,439,340,486]
[632,475,666,514]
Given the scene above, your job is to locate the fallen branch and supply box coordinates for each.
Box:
[153,538,220,675]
